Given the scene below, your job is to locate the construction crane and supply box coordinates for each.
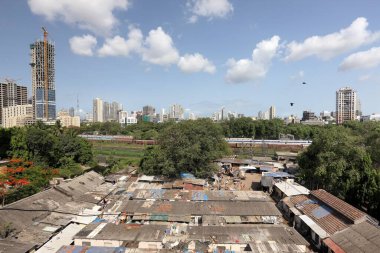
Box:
[42,27,49,119]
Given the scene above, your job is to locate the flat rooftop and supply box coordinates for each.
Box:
[274,181,310,197]
[131,189,270,202]
[74,223,309,247]
[122,199,281,217]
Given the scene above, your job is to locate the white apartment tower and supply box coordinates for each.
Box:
[336,87,358,124]
[169,104,184,120]
[30,28,56,121]
[93,98,104,122]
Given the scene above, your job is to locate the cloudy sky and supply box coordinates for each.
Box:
[0,0,379,117]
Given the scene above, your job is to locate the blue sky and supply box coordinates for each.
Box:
[0,0,380,117]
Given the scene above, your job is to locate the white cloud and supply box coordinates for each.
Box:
[339,47,380,71]
[69,34,97,56]
[285,17,380,61]
[187,0,233,22]
[27,0,130,36]
[70,26,215,74]
[98,27,143,57]
[142,27,180,66]
[290,70,304,80]
[225,36,280,83]
[178,53,216,73]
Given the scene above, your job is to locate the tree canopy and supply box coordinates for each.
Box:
[139,119,230,178]
[220,117,321,139]
[298,125,380,219]
[6,122,93,169]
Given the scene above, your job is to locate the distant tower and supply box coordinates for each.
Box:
[336,87,358,124]
[269,106,276,120]
[169,104,184,120]
[93,98,104,122]
[30,27,56,121]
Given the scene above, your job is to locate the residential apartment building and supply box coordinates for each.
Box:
[0,81,28,126]
[2,104,34,128]
[169,104,184,120]
[93,98,104,122]
[57,110,80,127]
[336,87,359,124]
[110,102,122,121]
[93,99,122,122]
[269,106,276,120]
[119,110,138,125]
[143,105,155,116]
[30,31,56,121]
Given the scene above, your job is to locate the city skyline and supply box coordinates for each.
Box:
[0,1,380,117]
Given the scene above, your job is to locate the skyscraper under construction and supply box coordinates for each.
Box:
[30,27,56,121]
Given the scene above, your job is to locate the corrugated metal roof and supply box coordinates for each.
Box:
[298,215,329,239]
[123,199,281,217]
[311,189,366,224]
[323,238,345,253]
[288,194,351,235]
[330,222,380,253]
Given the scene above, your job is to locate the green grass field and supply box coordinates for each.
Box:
[92,141,146,167]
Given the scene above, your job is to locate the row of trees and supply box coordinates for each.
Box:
[79,118,323,140]
[79,121,177,139]
[298,121,380,219]
[9,122,93,170]
[220,117,322,139]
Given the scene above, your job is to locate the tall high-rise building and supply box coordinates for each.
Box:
[0,81,28,126]
[269,106,276,120]
[103,101,110,122]
[336,87,358,124]
[93,98,104,122]
[110,102,122,121]
[169,104,184,120]
[143,105,155,116]
[30,28,56,121]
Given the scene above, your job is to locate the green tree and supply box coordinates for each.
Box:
[298,127,380,219]
[0,128,12,159]
[139,119,230,178]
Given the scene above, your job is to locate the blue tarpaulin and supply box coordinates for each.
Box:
[180,172,196,179]
[264,172,295,178]
[313,205,332,219]
[192,191,208,201]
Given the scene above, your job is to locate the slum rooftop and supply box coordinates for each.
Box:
[326,221,380,253]
[0,171,113,247]
[73,223,309,252]
[283,189,368,236]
